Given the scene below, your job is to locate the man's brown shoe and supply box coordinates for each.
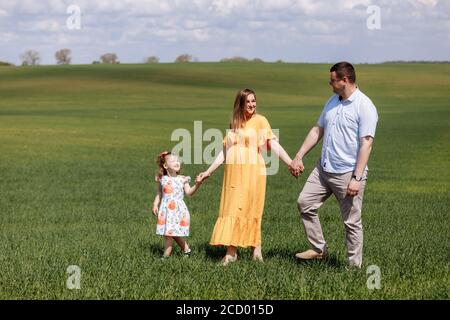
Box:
[295,249,327,260]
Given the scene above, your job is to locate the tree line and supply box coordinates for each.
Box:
[3,52,449,67]
[7,50,276,66]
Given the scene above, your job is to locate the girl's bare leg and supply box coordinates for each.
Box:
[163,236,174,257]
[173,237,190,253]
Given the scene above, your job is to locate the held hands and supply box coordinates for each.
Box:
[196,171,211,184]
[289,157,305,178]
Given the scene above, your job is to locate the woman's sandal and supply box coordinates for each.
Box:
[221,254,238,266]
[252,255,264,262]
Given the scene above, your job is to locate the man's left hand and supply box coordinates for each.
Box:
[346,180,361,197]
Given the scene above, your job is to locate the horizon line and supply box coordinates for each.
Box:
[2,60,450,67]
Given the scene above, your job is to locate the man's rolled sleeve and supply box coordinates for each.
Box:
[359,102,378,139]
[318,110,325,128]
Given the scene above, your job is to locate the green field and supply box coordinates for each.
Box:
[0,62,449,299]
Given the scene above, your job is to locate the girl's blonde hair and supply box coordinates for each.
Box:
[230,88,256,130]
[155,151,181,181]
[155,151,171,181]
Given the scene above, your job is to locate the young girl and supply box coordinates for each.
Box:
[152,151,202,259]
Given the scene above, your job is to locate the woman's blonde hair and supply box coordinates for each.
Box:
[230,88,256,130]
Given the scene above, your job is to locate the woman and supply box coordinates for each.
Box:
[197,88,292,265]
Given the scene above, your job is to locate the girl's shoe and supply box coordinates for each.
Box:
[160,255,171,261]
[221,254,237,266]
[183,249,192,258]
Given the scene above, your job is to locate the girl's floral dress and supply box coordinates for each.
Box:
[156,175,190,237]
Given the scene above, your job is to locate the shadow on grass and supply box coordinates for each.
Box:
[294,252,345,269]
[141,240,220,261]
[201,243,226,262]
[146,243,163,257]
[137,238,164,258]
[264,247,297,261]
[264,248,346,269]
[201,243,279,263]
[141,239,346,269]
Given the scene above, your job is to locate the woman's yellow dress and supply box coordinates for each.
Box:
[210,114,277,248]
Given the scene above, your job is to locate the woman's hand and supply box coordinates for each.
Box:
[289,157,305,178]
[196,172,211,184]
[152,206,158,216]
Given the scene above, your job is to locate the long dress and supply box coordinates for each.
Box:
[210,114,277,248]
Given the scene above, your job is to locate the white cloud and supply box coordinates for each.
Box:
[34,19,60,32]
[414,0,438,7]
[192,28,209,41]
[17,0,48,14]
[208,0,248,16]
[184,20,209,30]
[0,32,17,42]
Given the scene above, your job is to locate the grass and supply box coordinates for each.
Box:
[0,63,449,299]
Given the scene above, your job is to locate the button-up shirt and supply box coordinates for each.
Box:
[318,88,378,174]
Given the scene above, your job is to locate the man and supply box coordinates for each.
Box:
[290,62,378,268]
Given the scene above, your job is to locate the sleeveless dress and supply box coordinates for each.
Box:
[210,114,277,247]
[156,175,190,237]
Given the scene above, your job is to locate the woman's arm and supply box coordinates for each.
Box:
[268,139,292,166]
[197,148,225,183]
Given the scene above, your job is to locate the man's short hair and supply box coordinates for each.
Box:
[330,62,356,84]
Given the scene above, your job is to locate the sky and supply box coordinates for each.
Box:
[1,0,449,65]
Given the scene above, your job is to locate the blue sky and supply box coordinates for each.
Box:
[1,0,449,65]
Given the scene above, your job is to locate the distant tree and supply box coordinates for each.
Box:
[0,61,14,66]
[252,58,264,63]
[21,50,41,66]
[175,54,194,63]
[145,56,160,64]
[92,60,100,64]
[275,59,284,63]
[55,49,72,65]
[220,56,249,62]
[100,53,118,64]
[382,60,450,64]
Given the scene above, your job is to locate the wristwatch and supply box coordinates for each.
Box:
[352,175,364,182]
